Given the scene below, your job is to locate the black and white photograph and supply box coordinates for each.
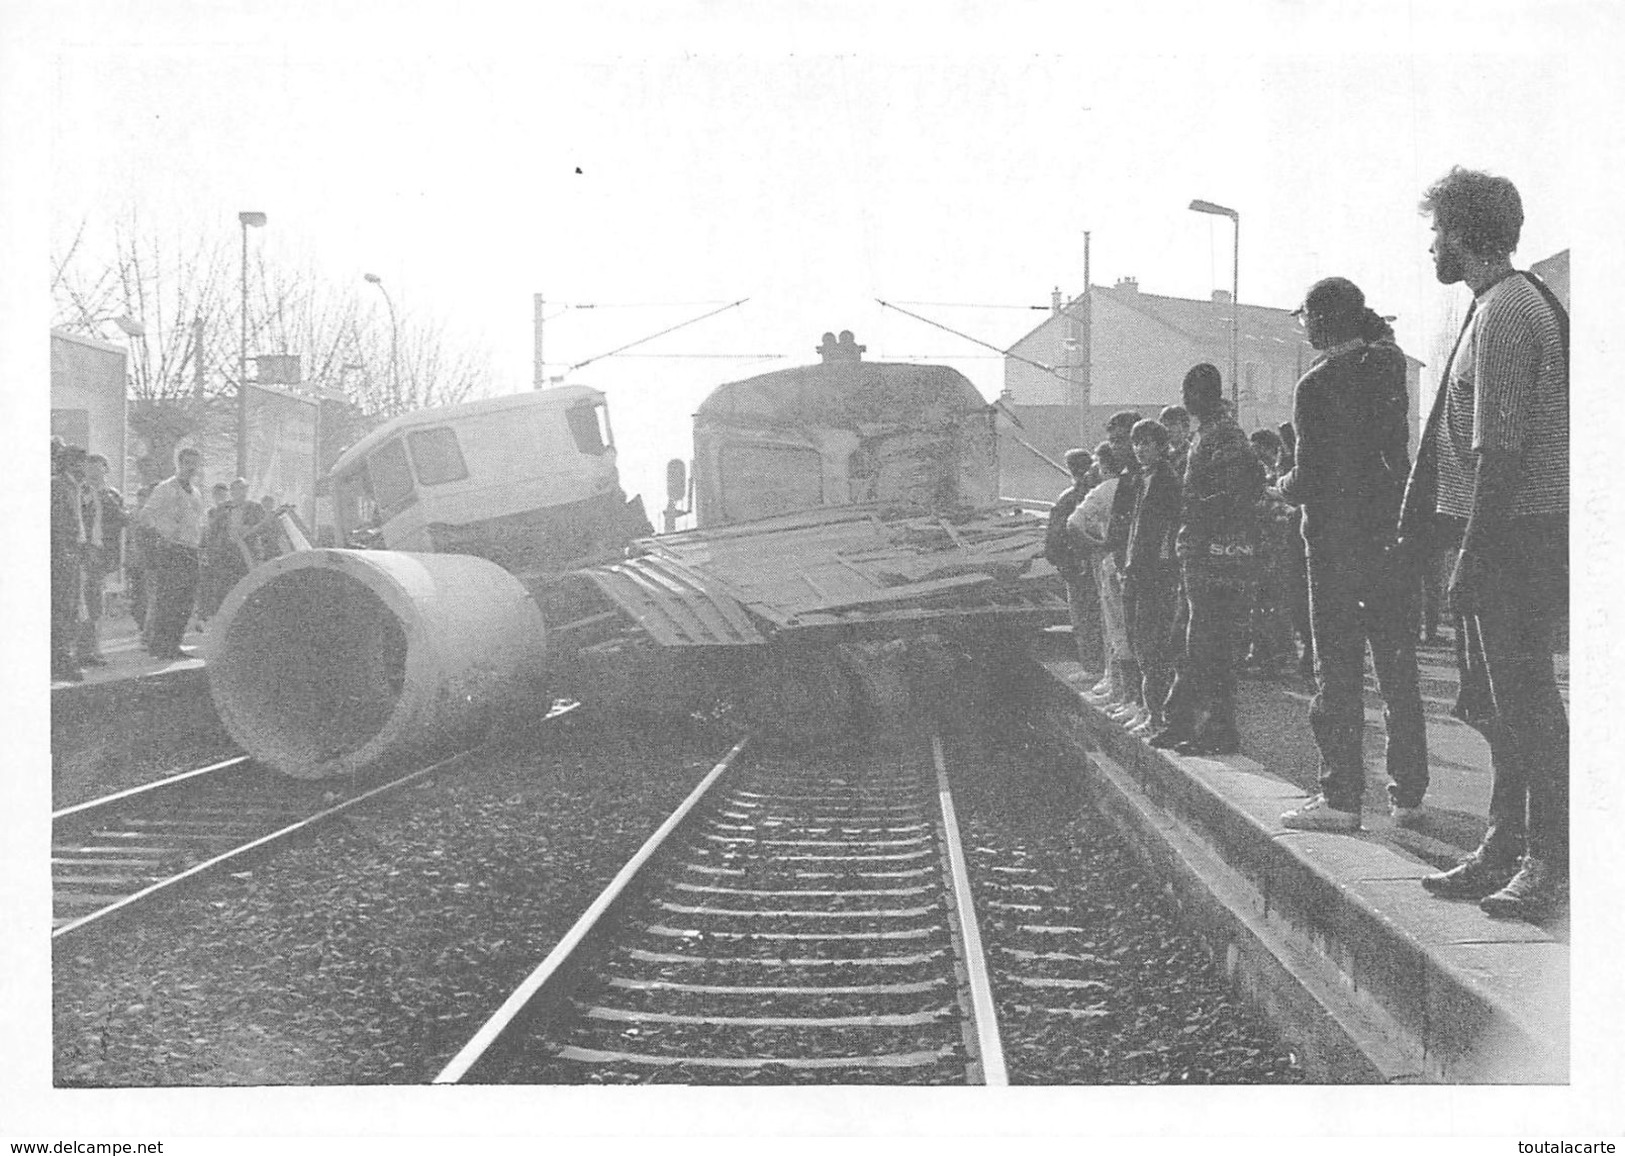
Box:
[4,0,1621,1151]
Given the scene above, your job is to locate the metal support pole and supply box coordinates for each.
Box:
[193,315,205,402]
[533,292,545,389]
[236,211,266,478]
[1230,214,1240,417]
[364,273,400,414]
[238,221,248,477]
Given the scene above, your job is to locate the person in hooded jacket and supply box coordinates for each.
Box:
[1150,363,1264,756]
[1276,277,1429,833]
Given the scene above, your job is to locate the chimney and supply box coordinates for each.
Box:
[1052,287,1062,315]
[1114,276,1139,294]
[1211,289,1232,304]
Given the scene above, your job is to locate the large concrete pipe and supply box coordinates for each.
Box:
[206,549,550,779]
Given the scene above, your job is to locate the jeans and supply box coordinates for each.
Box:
[1162,564,1249,737]
[1467,516,1569,863]
[1305,537,1428,810]
[1065,574,1102,672]
[1094,554,1130,665]
[1126,570,1181,719]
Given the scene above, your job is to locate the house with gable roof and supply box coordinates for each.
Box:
[997,277,1424,500]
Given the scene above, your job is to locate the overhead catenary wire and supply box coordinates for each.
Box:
[875,299,1071,383]
[569,298,750,372]
[590,353,788,360]
[893,301,1052,311]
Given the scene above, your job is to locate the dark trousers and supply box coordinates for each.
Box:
[1468,517,1569,864]
[1305,538,1428,810]
[1285,521,1313,665]
[1126,569,1181,719]
[51,552,82,675]
[149,541,200,656]
[1163,565,1249,738]
[128,564,151,630]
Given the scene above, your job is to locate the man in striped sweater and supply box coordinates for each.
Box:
[1400,167,1569,920]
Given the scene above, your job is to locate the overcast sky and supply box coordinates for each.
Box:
[5,0,1623,1145]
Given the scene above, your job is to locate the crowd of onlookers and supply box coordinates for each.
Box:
[1045,166,1569,923]
[50,439,303,682]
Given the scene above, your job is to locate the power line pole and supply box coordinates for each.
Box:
[533,292,545,389]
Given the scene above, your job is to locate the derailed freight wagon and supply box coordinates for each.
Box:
[207,332,1067,778]
[545,330,1067,741]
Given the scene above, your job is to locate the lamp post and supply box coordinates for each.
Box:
[363,273,400,415]
[237,211,267,477]
[1189,198,1240,415]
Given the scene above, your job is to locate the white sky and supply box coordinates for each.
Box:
[28,1,1590,508]
[5,0,1624,1146]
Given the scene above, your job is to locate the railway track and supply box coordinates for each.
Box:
[436,731,1008,1085]
[51,704,579,940]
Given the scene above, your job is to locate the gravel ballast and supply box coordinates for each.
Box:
[944,722,1304,1084]
[53,712,734,1086]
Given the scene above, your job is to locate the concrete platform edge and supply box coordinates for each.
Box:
[1023,655,1568,1085]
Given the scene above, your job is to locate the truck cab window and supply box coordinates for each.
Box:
[566,401,613,456]
[407,426,469,485]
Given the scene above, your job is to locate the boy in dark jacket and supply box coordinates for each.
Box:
[1123,419,1182,735]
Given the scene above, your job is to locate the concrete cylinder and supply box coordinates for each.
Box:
[206,549,550,779]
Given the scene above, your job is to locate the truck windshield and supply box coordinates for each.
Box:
[367,438,416,516]
[566,401,613,456]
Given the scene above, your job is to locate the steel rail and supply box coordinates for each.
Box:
[434,734,754,1083]
[931,733,1009,1085]
[51,754,252,821]
[52,700,582,942]
[51,746,489,941]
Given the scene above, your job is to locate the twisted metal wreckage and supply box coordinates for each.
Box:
[206,331,1069,779]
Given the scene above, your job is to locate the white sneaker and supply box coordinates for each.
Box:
[1280,795,1360,832]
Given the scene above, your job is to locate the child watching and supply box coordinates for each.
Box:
[1122,419,1184,736]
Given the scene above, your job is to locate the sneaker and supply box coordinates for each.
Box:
[1421,846,1520,899]
[1174,730,1241,757]
[1390,801,1428,830]
[1116,706,1150,729]
[1281,795,1361,832]
[1147,727,1192,749]
[1479,856,1567,920]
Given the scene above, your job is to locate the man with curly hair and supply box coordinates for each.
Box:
[1398,167,1569,920]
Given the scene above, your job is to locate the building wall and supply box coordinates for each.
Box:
[1090,294,1215,407]
[1004,311,1080,407]
[50,331,128,495]
[1001,289,1422,468]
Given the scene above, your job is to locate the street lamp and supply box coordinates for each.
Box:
[363,273,400,414]
[237,211,267,477]
[1189,198,1240,415]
